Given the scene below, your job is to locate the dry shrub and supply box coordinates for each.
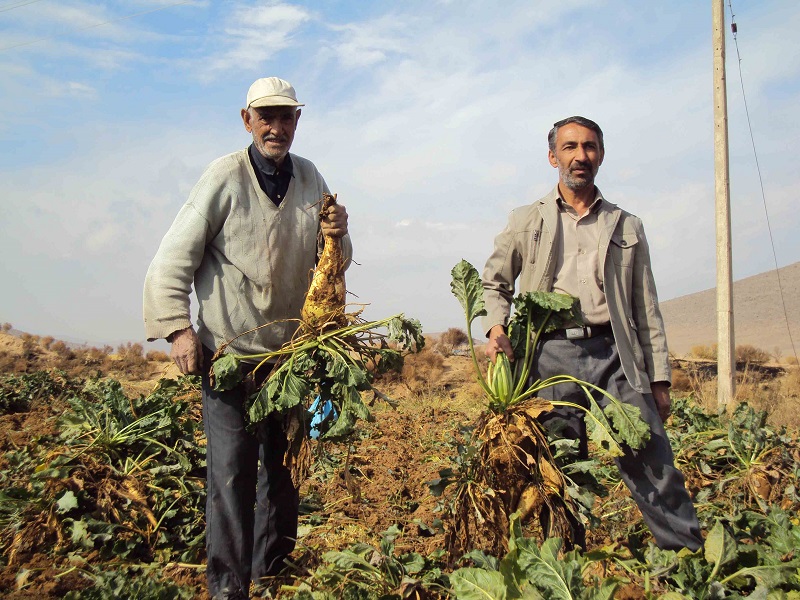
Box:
[736,344,771,365]
[785,356,799,366]
[436,328,470,355]
[690,344,717,360]
[732,366,800,429]
[441,328,469,347]
[114,342,150,379]
[670,368,691,393]
[782,367,800,397]
[81,347,110,368]
[146,350,170,362]
[685,367,718,412]
[20,333,36,355]
[0,350,27,373]
[401,347,446,393]
[51,340,72,358]
[1,323,12,332]
[40,336,54,350]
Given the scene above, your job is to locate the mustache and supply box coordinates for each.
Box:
[262,135,288,144]
[570,160,592,172]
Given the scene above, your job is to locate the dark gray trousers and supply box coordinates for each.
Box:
[532,333,702,551]
[202,349,299,597]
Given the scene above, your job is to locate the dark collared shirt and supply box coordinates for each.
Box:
[248,143,294,206]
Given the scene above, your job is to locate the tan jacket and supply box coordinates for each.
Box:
[143,149,352,358]
[482,186,671,393]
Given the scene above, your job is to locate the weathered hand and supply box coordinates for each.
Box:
[651,382,671,423]
[170,327,203,375]
[321,203,348,238]
[485,324,514,362]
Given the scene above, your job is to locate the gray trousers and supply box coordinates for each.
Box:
[202,348,299,597]
[532,333,702,551]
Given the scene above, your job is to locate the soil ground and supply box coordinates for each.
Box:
[1,330,798,598]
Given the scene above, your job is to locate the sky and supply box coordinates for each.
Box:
[0,0,798,349]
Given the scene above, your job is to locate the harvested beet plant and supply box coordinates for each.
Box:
[209,194,424,483]
[435,260,650,556]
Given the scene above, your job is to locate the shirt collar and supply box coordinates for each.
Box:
[248,143,294,178]
[556,186,604,215]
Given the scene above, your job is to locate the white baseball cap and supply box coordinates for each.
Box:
[246,77,304,108]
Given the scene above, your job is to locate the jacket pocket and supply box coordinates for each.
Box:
[610,232,638,267]
[527,228,542,264]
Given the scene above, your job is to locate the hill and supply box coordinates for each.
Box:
[660,261,800,358]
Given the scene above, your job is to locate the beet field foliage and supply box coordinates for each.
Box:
[0,371,207,596]
[1,370,800,598]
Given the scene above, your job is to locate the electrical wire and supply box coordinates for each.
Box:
[0,0,47,13]
[727,0,799,365]
[0,0,195,52]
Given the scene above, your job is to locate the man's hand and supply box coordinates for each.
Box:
[170,327,203,375]
[321,203,348,238]
[651,382,671,423]
[485,324,514,362]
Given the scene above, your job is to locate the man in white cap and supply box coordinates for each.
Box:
[144,77,351,599]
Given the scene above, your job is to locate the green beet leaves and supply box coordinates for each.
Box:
[210,353,242,391]
[450,259,487,328]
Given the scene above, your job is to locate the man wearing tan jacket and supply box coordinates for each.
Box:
[482,116,702,551]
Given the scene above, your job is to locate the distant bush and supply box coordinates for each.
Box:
[146,350,170,362]
[81,347,109,368]
[690,344,718,360]
[1,322,11,333]
[433,328,471,356]
[0,350,27,373]
[441,328,469,348]
[20,333,36,355]
[401,347,446,393]
[735,344,771,365]
[689,343,775,365]
[51,340,71,357]
[783,368,800,399]
[115,342,150,378]
[670,368,691,393]
[40,336,54,350]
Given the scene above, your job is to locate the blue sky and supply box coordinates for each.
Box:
[1,0,798,347]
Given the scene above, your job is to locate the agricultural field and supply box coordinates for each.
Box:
[1,329,800,599]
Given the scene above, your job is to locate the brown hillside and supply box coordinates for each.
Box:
[660,261,800,357]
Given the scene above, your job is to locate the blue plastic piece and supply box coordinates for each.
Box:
[308,394,337,439]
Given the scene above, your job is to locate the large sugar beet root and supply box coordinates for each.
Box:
[301,193,347,330]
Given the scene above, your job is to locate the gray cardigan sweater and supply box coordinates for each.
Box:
[143,149,352,357]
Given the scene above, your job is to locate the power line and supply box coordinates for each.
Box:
[0,0,195,52]
[0,0,47,13]
[727,0,798,365]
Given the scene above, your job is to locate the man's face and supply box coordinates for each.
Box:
[548,123,604,191]
[241,105,300,164]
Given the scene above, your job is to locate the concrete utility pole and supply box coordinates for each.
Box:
[712,0,736,407]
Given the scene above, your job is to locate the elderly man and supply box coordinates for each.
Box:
[482,116,702,551]
[144,77,351,600]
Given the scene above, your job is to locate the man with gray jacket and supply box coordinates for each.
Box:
[144,77,351,599]
[482,116,702,551]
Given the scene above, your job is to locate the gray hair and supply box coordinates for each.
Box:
[548,116,604,153]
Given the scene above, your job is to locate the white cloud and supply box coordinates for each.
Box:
[327,15,412,69]
[0,0,797,344]
[199,2,311,76]
[61,81,97,98]
[425,222,470,232]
